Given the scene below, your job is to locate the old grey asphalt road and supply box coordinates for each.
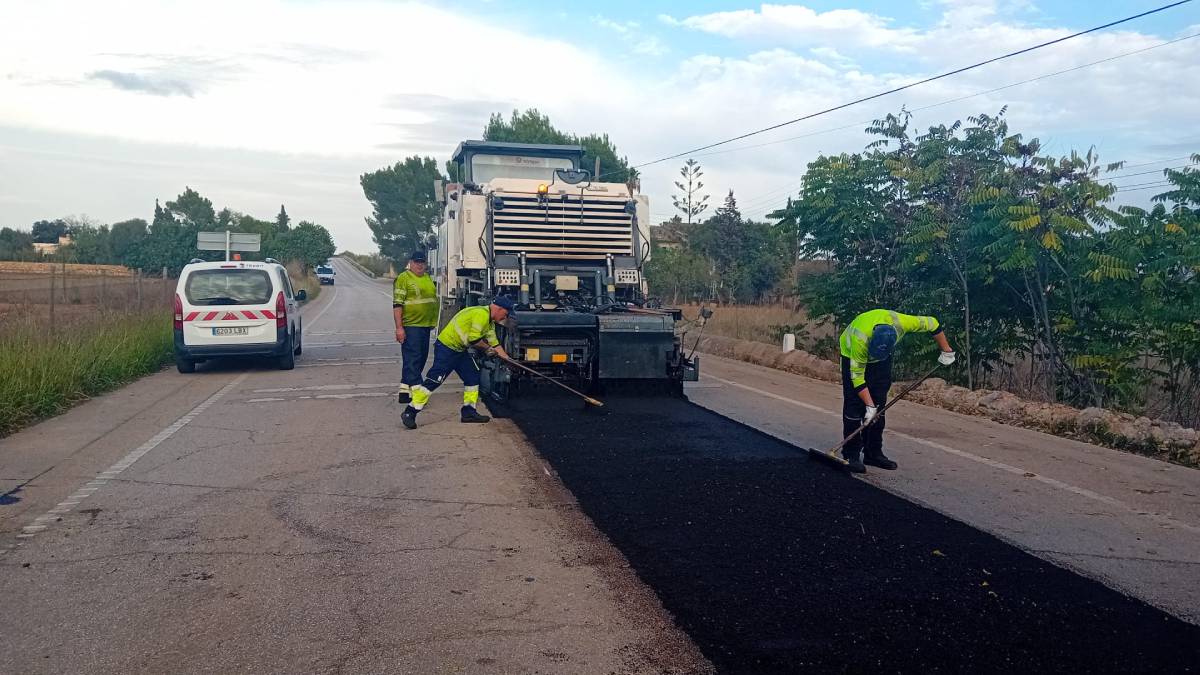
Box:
[687,353,1200,624]
[0,258,710,674]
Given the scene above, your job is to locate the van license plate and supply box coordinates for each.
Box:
[213,327,249,336]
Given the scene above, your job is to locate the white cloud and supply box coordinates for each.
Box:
[0,0,1196,249]
[660,4,922,51]
[592,15,668,57]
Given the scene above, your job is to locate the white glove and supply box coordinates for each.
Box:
[864,405,879,425]
[938,351,956,366]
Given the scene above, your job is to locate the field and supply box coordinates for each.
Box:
[680,303,835,356]
[0,267,176,436]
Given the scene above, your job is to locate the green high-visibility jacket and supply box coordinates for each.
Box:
[392,270,439,328]
[839,309,941,391]
[438,306,499,352]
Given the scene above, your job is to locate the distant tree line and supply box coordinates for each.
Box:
[1,188,336,276]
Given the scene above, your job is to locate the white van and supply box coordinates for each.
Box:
[173,259,305,373]
[315,264,335,285]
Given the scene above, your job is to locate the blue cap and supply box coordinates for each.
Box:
[491,295,515,311]
[409,250,427,263]
[868,324,897,360]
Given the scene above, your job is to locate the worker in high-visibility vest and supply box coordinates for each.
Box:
[394,250,438,404]
[401,297,514,429]
[839,309,955,473]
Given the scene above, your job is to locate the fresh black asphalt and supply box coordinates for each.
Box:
[501,393,1200,674]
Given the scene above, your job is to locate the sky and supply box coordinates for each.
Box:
[1,0,1198,252]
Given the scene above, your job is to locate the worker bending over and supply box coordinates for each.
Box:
[840,309,955,473]
[393,250,437,404]
[401,297,513,429]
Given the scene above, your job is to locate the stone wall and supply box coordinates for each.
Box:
[694,334,1200,468]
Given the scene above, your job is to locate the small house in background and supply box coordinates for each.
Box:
[32,234,72,256]
[649,218,688,250]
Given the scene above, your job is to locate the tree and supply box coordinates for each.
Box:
[110,218,148,264]
[31,219,67,243]
[361,156,445,260]
[483,109,638,183]
[65,223,114,264]
[165,187,216,228]
[275,205,291,232]
[271,220,336,270]
[0,227,35,260]
[673,159,709,225]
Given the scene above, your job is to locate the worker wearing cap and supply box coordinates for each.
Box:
[840,309,955,473]
[394,250,438,404]
[401,297,514,429]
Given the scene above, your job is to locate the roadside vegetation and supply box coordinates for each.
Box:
[338,251,392,277]
[647,110,1200,427]
[0,304,172,437]
[0,188,336,276]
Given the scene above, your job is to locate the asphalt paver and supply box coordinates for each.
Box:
[504,393,1200,673]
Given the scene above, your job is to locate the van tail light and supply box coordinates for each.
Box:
[173,294,183,330]
[275,291,287,329]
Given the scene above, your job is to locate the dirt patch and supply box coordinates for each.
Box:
[503,393,1200,673]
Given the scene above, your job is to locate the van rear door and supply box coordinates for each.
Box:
[181,267,277,347]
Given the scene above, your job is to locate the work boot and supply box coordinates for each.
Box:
[864,453,898,470]
[401,406,418,430]
[397,388,411,404]
[460,407,491,424]
[841,449,866,474]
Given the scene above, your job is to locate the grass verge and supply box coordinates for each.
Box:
[0,308,173,437]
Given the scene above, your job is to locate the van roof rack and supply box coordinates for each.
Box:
[188,258,205,264]
[264,257,280,264]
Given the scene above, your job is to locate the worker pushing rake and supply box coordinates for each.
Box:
[809,309,956,473]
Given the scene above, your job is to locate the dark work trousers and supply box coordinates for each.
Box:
[422,342,481,389]
[841,356,893,459]
[400,326,432,387]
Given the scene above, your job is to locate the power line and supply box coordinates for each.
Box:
[690,33,1199,162]
[617,1,1193,176]
[1105,163,1191,181]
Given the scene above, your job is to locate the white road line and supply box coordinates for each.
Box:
[247,388,462,404]
[702,373,1200,536]
[304,284,339,329]
[253,383,401,393]
[306,341,395,348]
[297,359,399,369]
[247,392,392,403]
[7,373,249,548]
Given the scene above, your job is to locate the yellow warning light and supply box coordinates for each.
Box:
[537,183,549,194]
[551,353,568,363]
[525,348,541,361]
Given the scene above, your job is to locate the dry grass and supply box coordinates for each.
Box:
[681,303,837,356]
[0,271,173,311]
[0,261,132,276]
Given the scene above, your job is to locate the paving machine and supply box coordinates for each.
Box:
[430,140,699,400]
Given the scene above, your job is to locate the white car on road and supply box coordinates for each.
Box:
[173,259,305,373]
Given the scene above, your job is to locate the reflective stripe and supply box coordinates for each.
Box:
[454,324,471,347]
[412,385,431,410]
[463,385,479,406]
[403,298,439,305]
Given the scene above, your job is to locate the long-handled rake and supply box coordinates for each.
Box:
[807,364,940,468]
[497,355,605,407]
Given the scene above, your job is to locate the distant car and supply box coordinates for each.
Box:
[173,259,305,373]
[316,265,335,285]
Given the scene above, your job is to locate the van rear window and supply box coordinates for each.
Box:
[185,269,273,306]
[316,266,333,274]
